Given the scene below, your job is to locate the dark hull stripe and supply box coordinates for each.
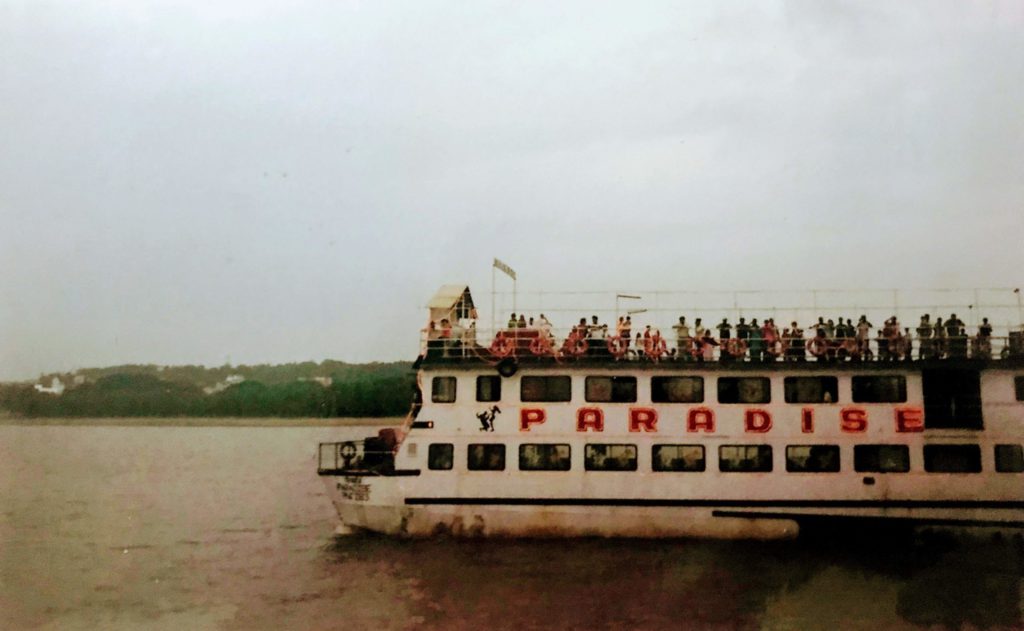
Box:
[403,497,1024,509]
[710,509,1024,528]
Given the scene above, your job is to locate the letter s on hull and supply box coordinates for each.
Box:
[840,407,868,433]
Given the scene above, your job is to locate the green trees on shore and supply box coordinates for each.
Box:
[0,362,416,418]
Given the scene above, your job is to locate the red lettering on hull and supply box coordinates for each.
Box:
[629,408,658,432]
[744,409,772,433]
[520,408,546,431]
[895,407,924,433]
[576,407,605,432]
[687,407,715,433]
[801,407,814,433]
[840,407,868,433]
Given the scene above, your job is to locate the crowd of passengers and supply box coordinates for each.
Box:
[440,311,1000,362]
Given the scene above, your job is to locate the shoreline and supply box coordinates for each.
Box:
[0,416,403,428]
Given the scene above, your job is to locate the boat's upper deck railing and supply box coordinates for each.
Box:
[422,287,1024,365]
[420,325,1023,364]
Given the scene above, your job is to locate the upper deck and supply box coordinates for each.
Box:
[419,285,1024,371]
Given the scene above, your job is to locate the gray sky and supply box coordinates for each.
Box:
[2,1,1023,381]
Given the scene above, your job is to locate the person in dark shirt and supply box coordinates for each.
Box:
[717,318,732,339]
[977,317,993,358]
[736,318,750,340]
[916,315,933,360]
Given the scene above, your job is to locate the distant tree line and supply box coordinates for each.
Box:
[0,362,417,418]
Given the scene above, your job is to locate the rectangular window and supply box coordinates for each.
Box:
[851,376,907,403]
[584,444,638,471]
[520,376,572,402]
[924,444,981,473]
[1015,377,1024,402]
[995,444,1024,473]
[854,445,910,473]
[922,369,983,429]
[467,444,505,471]
[585,376,637,403]
[717,377,771,404]
[785,445,841,472]
[428,443,453,470]
[431,376,457,403]
[784,377,838,404]
[719,445,773,472]
[651,377,704,403]
[519,444,571,471]
[476,376,501,402]
[652,445,706,472]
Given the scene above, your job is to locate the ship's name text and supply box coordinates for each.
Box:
[518,406,924,434]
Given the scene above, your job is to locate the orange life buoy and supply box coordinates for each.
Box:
[808,336,828,357]
[563,335,588,357]
[644,336,668,361]
[489,335,515,358]
[606,336,627,359]
[725,338,748,358]
[529,336,553,356]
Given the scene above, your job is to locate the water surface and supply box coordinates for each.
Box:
[1,422,1021,630]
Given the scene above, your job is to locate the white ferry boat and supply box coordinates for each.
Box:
[318,285,1024,539]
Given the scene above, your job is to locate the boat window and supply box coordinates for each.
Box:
[431,377,457,403]
[717,378,771,404]
[651,377,704,403]
[851,376,906,403]
[785,445,840,472]
[784,377,838,404]
[922,369,983,429]
[519,444,571,471]
[584,444,637,471]
[1015,377,1024,402]
[995,445,1024,473]
[853,445,910,473]
[652,445,705,472]
[428,444,453,470]
[520,376,572,402]
[923,444,981,473]
[476,376,501,402]
[719,445,773,472]
[585,376,637,403]
[467,444,505,471]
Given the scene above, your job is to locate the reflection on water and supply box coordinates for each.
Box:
[1,423,1021,630]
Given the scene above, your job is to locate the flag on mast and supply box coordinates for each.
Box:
[493,258,516,280]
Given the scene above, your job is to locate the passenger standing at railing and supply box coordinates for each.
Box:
[978,318,993,359]
[748,319,765,362]
[917,315,933,360]
[508,313,518,329]
[716,319,732,363]
[699,330,718,362]
[902,328,914,362]
[622,316,633,351]
[518,314,527,328]
[673,317,691,361]
[694,318,705,342]
[934,317,946,358]
[589,315,607,357]
[856,315,873,357]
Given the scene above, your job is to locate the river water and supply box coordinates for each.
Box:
[1,422,1022,630]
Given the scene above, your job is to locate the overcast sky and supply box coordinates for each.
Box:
[2,1,1023,380]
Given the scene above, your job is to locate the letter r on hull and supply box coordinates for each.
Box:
[629,408,658,432]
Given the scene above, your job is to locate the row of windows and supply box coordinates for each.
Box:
[426,443,1024,474]
[434,375,907,404]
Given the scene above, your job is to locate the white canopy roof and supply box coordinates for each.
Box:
[428,285,476,323]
